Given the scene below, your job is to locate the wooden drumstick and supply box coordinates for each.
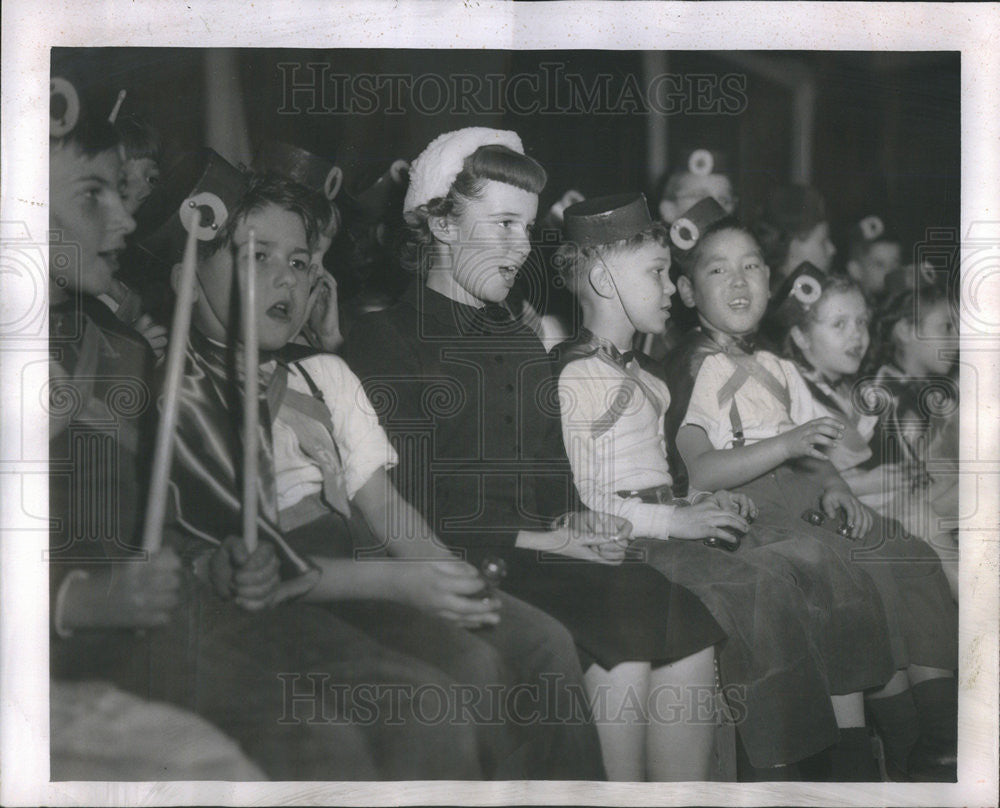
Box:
[242,228,259,555]
[141,219,199,553]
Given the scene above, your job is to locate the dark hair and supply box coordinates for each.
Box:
[115,113,163,163]
[52,112,121,157]
[199,174,328,261]
[846,229,901,264]
[866,282,954,374]
[751,185,827,271]
[555,222,671,293]
[402,144,547,273]
[775,274,868,367]
[673,216,748,279]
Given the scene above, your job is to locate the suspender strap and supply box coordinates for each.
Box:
[716,354,791,412]
[728,399,745,448]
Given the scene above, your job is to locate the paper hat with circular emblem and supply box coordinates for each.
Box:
[252,141,342,201]
[678,146,732,177]
[668,196,729,252]
[403,127,523,216]
[847,213,900,252]
[562,193,653,248]
[769,261,830,328]
[133,148,250,267]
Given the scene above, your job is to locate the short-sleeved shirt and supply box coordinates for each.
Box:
[273,354,398,513]
[559,353,679,540]
[681,349,815,449]
[794,369,878,473]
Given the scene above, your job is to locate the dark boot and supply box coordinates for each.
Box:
[827,727,881,782]
[907,677,957,782]
[866,690,921,780]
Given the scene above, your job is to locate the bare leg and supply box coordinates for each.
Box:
[646,646,716,781]
[584,661,650,781]
[831,692,866,727]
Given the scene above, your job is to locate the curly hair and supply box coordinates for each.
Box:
[555,223,671,294]
[198,174,332,261]
[400,144,547,274]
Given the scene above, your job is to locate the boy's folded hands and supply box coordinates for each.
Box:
[210,536,281,611]
[391,560,502,630]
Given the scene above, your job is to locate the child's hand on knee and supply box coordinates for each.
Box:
[210,537,280,611]
[779,417,845,461]
[670,501,749,542]
[819,485,872,540]
[395,560,502,629]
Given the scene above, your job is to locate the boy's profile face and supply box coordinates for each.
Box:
[443,179,538,305]
[49,141,136,299]
[121,156,160,215]
[677,228,770,338]
[848,241,901,297]
[659,173,736,224]
[191,203,315,352]
[606,241,675,335]
[905,299,957,376]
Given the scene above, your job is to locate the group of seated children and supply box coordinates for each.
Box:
[48,63,959,784]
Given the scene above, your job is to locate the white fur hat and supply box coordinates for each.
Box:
[403,127,524,216]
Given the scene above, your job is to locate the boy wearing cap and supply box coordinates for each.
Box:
[656,147,738,225]
[667,198,958,781]
[47,66,263,779]
[551,193,888,777]
[140,149,605,780]
[845,214,903,300]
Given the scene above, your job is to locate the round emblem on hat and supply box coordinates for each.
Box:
[790,275,823,307]
[389,159,410,184]
[50,77,80,139]
[688,149,714,176]
[179,192,229,241]
[859,215,884,241]
[323,166,343,201]
[670,217,699,250]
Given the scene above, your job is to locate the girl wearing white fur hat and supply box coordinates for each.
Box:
[345,127,726,782]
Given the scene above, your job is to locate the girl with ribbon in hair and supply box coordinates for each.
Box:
[766,266,960,779]
[344,127,727,782]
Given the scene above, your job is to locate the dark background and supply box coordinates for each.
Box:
[55,48,960,261]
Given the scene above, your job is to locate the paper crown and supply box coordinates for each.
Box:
[403,127,523,215]
[339,159,410,223]
[669,196,729,251]
[563,193,652,247]
[252,141,342,201]
[133,148,250,266]
[676,147,731,177]
[769,261,829,327]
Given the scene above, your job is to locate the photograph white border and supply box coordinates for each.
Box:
[2,2,997,805]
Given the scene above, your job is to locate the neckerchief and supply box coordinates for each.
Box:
[552,328,664,439]
[699,327,791,412]
[165,330,314,579]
